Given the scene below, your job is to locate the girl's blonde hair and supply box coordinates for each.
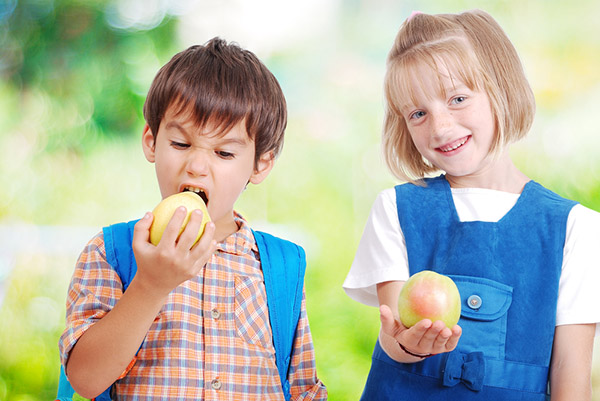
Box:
[383,10,535,182]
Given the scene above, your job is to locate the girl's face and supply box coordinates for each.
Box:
[401,62,502,188]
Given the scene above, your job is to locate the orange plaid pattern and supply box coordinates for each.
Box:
[59,215,327,400]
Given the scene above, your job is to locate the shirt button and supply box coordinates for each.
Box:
[211,379,222,390]
[467,295,482,310]
[211,308,221,319]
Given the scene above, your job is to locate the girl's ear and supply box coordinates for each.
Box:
[142,124,156,163]
[249,151,275,185]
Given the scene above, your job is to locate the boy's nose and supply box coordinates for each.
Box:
[186,153,209,177]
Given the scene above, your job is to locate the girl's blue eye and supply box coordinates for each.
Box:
[452,96,466,104]
[410,111,426,120]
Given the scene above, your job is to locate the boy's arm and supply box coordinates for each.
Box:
[65,210,215,398]
[377,281,461,362]
[288,291,327,401]
[549,323,594,401]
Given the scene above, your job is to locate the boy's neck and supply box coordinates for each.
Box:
[213,216,241,242]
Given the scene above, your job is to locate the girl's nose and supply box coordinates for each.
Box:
[430,110,453,138]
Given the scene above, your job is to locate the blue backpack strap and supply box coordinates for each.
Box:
[103,220,140,291]
[253,230,306,401]
[56,365,75,401]
[56,220,140,401]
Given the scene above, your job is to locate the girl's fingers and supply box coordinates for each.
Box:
[415,319,445,349]
[379,305,400,337]
[444,325,462,352]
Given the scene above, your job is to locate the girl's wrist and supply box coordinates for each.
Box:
[397,341,434,359]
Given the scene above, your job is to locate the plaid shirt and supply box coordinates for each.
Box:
[59,214,327,400]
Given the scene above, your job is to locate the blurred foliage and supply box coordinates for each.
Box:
[1,0,599,400]
[1,0,176,154]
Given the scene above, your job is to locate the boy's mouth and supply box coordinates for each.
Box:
[183,186,209,205]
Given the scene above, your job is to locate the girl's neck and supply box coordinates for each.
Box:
[444,152,530,194]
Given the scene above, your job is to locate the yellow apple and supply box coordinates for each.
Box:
[398,270,461,329]
[149,192,211,246]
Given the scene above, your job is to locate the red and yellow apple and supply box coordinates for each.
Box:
[398,270,461,329]
[149,192,211,246]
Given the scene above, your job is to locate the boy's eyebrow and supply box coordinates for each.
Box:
[165,120,189,134]
[215,137,250,147]
[165,120,250,146]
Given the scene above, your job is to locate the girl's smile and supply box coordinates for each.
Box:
[437,135,470,154]
[401,61,526,189]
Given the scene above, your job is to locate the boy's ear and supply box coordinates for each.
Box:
[249,151,275,185]
[142,124,156,163]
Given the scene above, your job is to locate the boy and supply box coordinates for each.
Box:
[59,38,327,400]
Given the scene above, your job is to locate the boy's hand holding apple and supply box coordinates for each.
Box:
[131,192,217,297]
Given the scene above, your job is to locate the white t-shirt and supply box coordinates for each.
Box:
[343,187,600,334]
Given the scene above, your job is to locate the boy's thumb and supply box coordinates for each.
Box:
[133,212,153,242]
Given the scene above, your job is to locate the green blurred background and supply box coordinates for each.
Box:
[1,0,599,400]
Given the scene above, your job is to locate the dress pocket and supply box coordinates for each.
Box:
[449,275,513,359]
[234,275,272,348]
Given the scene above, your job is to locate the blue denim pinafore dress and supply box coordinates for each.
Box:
[360,175,576,400]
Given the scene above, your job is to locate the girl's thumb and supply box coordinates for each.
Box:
[379,304,396,335]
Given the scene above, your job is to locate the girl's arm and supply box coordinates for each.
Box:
[377,281,461,363]
[549,323,595,401]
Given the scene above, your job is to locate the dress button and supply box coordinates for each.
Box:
[467,295,482,310]
[211,308,221,319]
[211,379,222,390]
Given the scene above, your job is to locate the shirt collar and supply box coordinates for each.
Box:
[216,212,258,256]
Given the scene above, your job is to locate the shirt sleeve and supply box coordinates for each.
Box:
[342,188,410,307]
[288,289,327,400]
[58,232,125,366]
[555,204,600,336]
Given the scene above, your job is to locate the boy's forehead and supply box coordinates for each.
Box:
[163,103,252,140]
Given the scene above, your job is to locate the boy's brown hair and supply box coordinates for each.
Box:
[143,37,287,164]
[382,10,536,182]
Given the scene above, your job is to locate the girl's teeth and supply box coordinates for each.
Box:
[441,137,467,152]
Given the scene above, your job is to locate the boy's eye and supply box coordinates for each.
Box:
[451,96,466,105]
[216,150,235,159]
[171,141,190,149]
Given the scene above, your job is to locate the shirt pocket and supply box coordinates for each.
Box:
[449,275,513,359]
[234,275,272,348]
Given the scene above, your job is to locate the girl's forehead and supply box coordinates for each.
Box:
[391,53,483,110]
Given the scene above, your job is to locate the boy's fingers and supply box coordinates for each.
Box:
[177,209,204,249]
[132,212,153,245]
[191,221,216,257]
[160,207,187,245]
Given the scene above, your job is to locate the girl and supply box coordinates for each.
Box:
[343,9,600,401]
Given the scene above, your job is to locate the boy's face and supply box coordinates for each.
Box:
[142,106,274,240]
